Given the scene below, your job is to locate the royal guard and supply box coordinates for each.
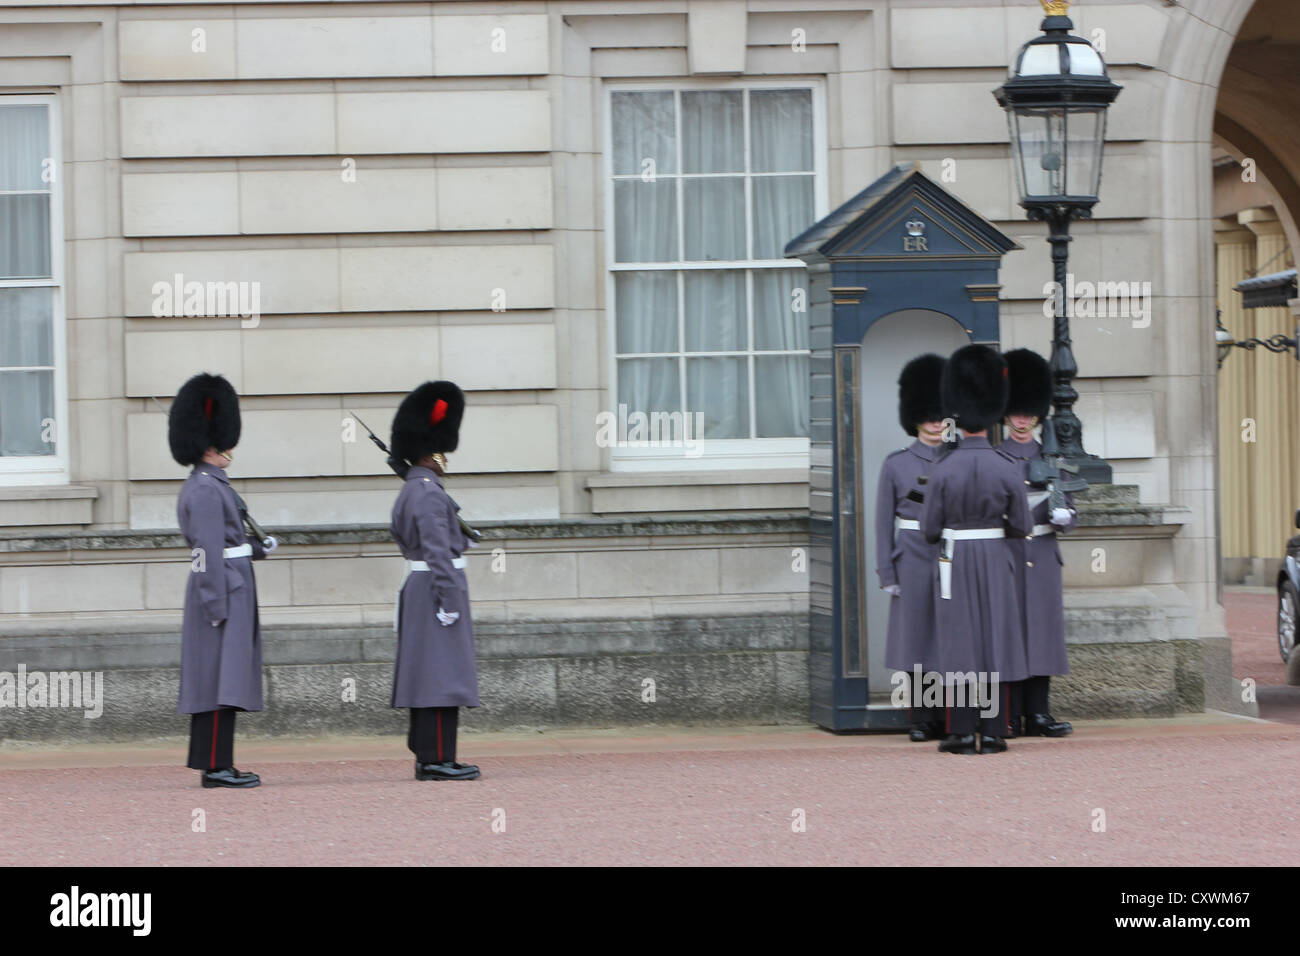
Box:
[920,345,1031,754]
[170,373,277,788]
[875,353,950,741]
[1001,349,1076,738]
[389,381,481,781]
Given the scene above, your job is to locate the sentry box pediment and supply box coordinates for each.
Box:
[785,163,1020,732]
[786,161,1020,264]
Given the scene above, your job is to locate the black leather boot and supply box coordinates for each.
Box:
[937,733,977,755]
[1024,713,1073,737]
[978,735,1007,754]
[201,767,261,788]
[909,722,940,742]
[415,760,481,781]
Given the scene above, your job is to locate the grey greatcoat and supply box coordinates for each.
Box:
[875,440,945,672]
[176,466,267,714]
[390,465,480,709]
[1000,438,1076,677]
[920,435,1032,683]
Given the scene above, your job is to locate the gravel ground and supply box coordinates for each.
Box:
[1,588,1296,866]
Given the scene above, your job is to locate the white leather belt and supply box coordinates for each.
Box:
[1027,490,1051,509]
[1032,524,1056,537]
[938,527,1005,600]
[894,517,920,534]
[405,558,466,571]
[395,557,467,632]
[942,528,1005,541]
[223,544,252,559]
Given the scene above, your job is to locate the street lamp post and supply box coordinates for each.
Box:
[1218,269,1300,367]
[994,0,1122,484]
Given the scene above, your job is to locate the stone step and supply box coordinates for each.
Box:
[1073,483,1141,506]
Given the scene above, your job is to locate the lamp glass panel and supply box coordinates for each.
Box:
[1066,43,1105,77]
[1018,43,1062,76]
[1065,108,1104,198]
[1013,109,1066,199]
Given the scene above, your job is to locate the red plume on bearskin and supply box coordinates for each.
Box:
[390,381,465,463]
[168,373,241,467]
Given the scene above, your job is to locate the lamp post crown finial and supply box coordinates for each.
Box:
[1039,0,1070,15]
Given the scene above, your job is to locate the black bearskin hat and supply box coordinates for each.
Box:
[390,381,465,463]
[1004,348,1052,420]
[898,353,946,437]
[168,373,241,466]
[941,344,1008,432]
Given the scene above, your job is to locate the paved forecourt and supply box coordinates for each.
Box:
[1,716,1296,867]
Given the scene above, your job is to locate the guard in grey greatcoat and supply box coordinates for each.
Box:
[1001,349,1076,738]
[875,353,951,742]
[920,345,1031,755]
[171,373,277,789]
[389,381,481,782]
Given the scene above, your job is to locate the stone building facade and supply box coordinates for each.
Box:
[0,0,1289,740]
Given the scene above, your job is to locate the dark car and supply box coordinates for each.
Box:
[1279,509,1300,663]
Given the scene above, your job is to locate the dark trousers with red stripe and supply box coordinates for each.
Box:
[187,708,237,770]
[906,672,942,729]
[1007,676,1052,726]
[408,706,458,764]
[944,680,1013,737]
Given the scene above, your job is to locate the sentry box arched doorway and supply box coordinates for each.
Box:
[785,163,1021,732]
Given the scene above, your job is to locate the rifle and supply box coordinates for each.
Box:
[153,395,275,549]
[350,410,483,542]
[1027,418,1089,514]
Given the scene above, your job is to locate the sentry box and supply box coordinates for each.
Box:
[785,163,1021,732]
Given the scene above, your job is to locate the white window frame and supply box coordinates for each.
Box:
[0,92,68,485]
[603,78,827,472]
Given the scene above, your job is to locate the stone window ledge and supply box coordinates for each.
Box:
[586,469,810,515]
[0,485,98,528]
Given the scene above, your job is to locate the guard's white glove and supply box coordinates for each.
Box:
[262,536,278,553]
[1050,507,1073,526]
[883,584,901,597]
[436,607,460,627]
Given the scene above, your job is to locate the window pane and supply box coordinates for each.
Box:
[618,357,679,418]
[682,91,743,173]
[0,194,52,278]
[0,287,53,367]
[753,270,808,350]
[614,179,677,263]
[751,90,813,172]
[0,368,54,456]
[0,104,49,191]
[683,177,745,260]
[615,272,678,354]
[687,356,748,438]
[684,271,745,351]
[751,175,813,260]
[611,91,676,176]
[755,355,809,437]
